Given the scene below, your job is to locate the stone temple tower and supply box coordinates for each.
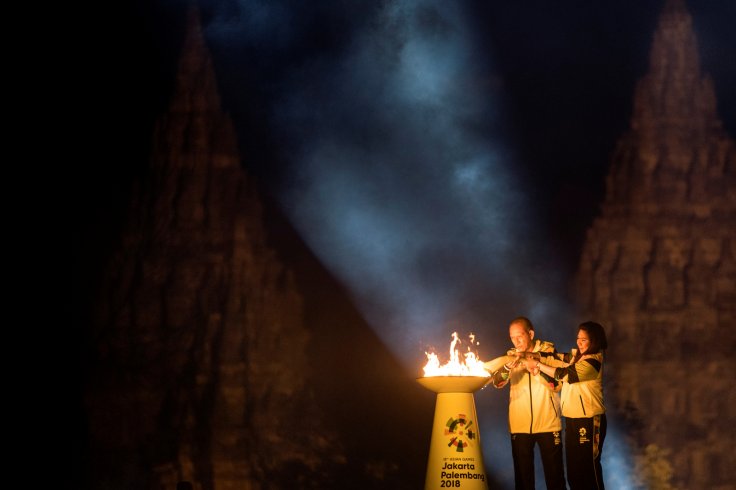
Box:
[86,8,336,488]
[575,1,735,488]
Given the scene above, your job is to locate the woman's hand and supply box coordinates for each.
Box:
[523,357,541,375]
[523,352,541,361]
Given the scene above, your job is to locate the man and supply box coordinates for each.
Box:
[487,316,566,490]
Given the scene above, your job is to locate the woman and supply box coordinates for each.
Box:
[523,321,608,490]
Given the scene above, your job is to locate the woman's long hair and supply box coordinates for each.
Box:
[573,321,608,362]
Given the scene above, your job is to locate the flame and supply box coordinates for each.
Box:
[422,331,490,377]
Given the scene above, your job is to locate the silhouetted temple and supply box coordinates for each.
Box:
[575,1,735,488]
[84,7,432,489]
[86,9,337,488]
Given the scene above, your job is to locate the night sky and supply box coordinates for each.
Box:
[86,0,735,355]
[78,0,734,486]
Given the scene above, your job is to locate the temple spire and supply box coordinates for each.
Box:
[152,5,239,170]
[575,2,735,488]
[170,6,222,115]
[662,0,687,15]
[630,0,719,133]
[602,0,732,207]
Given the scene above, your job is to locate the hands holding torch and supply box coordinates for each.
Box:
[508,350,542,376]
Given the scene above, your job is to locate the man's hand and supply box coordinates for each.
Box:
[517,351,540,361]
[504,355,522,371]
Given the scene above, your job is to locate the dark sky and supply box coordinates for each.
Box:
[87,0,735,359]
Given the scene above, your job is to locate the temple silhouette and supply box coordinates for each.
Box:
[576,1,735,488]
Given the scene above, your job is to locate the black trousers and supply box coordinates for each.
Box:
[510,431,566,490]
[564,415,607,490]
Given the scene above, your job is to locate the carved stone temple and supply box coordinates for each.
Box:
[85,10,338,489]
[83,7,431,489]
[575,1,735,488]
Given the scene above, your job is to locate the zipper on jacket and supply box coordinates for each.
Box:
[528,373,533,433]
[579,395,586,416]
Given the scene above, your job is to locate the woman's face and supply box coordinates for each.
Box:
[577,329,591,354]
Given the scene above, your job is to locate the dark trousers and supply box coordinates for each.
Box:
[510,431,566,490]
[564,415,606,490]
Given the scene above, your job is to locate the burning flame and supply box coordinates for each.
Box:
[423,332,490,377]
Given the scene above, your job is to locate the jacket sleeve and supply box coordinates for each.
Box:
[537,342,562,391]
[490,367,510,388]
[539,370,562,392]
[539,350,573,367]
[553,357,602,383]
[484,355,515,388]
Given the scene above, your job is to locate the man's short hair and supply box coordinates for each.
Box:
[510,316,534,333]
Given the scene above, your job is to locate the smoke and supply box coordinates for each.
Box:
[195,1,642,487]
[197,0,578,368]
[210,0,570,363]
[601,426,637,489]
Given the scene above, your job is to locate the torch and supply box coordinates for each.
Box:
[417,332,510,489]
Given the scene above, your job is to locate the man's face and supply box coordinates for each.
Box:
[509,322,534,352]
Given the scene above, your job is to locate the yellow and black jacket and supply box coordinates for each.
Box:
[491,340,562,434]
[540,349,605,418]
